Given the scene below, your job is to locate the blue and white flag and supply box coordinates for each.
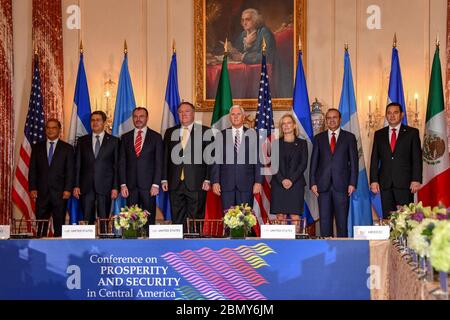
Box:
[338,50,373,237]
[67,52,92,224]
[292,50,318,226]
[112,53,136,137]
[371,45,409,220]
[387,46,407,124]
[157,52,181,221]
[112,51,137,215]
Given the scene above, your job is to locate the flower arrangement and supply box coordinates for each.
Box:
[223,204,257,236]
[390,202,449,239]
[114,205,149,231]
[429,221,450,272]
[407,218,435,258]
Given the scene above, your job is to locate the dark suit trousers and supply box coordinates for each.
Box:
[221,191,254,213]
[127,188,156,226]
[318,186,349,237]
[381,188,414,219]
[170,181,206,226]
[35,193,67,237]
[80,191,111,225]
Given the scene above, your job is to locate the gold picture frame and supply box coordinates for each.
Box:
[194,0,306,111]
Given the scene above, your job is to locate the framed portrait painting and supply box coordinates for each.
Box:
[194,0,306,111]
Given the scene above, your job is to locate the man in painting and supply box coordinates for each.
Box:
[229,8,277,64]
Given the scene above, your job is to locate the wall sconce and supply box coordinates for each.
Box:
[365,96,382,136]
[102,77,116,133]
[410,93,421,129]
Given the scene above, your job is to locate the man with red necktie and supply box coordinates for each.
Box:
[310,108,358,237]
[119,107,163,225]
[370,102,422,219]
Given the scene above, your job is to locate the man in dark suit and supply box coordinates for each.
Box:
[310,108,358,237]
[119,107,162,225]
[211,105,262,211]
[29,119,74,237]
[73,111,119,225]
[370,102,422,218]
[161,102,211,226]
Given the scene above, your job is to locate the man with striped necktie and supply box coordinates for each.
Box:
[119,107,163,225]
[211,105,262,212]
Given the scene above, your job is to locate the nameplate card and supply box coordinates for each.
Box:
[62,225,96,239]
[260,225,296,239]
[0,226,10,240]
[148,225,183,239]
[353,226,390,240]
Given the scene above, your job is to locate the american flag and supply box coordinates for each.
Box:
[253,53,275,235]
[12,54,46,227]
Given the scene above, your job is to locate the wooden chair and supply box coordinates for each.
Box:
[11,218,50,238]
[185,218,224,238]
[96,217,116,237]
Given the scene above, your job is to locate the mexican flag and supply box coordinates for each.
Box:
[418,45,450,207]
[203,55,233,234]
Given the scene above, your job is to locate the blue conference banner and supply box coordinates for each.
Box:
[0,240,370,300]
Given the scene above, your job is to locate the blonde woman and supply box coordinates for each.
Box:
[270,114,308,230]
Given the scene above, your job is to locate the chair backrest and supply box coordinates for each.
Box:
[186,218,224,238]
[11,218,50,238]
[96,217,115,236]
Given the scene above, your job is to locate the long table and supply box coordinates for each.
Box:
[1,239,372,300]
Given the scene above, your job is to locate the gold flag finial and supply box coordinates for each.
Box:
[298,35,302,52]
[345,42,349,51]
[33,41,38,55]
[172,39,176,53]
[80,40,83,54]
[124,40,128,54]
[436,34,440,47]
[393,33,397,48]
[262,36,267,53]
[224,38,229,54]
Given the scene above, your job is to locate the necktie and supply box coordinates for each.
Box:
[234,129,241,153]
[135,130,143,157]
[94,135,101,158]
[390,128,397,152]
[48,141,54,165]
[330,132,336,154]
[180,127,189,181]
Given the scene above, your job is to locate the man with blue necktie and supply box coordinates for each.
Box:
[73,111,119,225]
[29,119,74,237]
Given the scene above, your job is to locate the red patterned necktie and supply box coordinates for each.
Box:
[390,128,397,152]
[135,130,143,157]
[330,132,336,154]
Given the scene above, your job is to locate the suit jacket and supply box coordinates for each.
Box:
[119,127,163,190]
[162,124,211,191]
[370,124,422,189]
[273,138,308,187]
[29,140,74,196]
[75,133,119,195]
[211,128,263,192]
[310,129,358,193]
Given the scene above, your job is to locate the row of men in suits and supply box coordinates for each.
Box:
[310,103,422,237]
[28,103,261,237]
[28,101,421,238]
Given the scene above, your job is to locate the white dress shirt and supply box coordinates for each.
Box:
[46,138,59,156]
[92,131,106,154]
[388,123,401,144]
[134,126,148,144]
[327,128,341,144]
